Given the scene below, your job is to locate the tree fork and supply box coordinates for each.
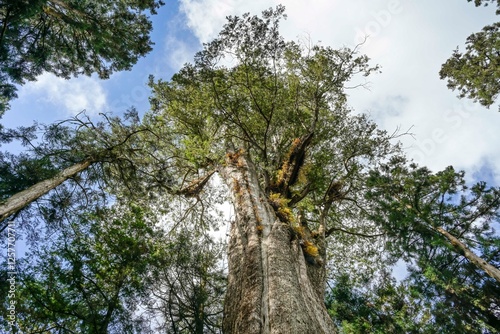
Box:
[221,151,336,334]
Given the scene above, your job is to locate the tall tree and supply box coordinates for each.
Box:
[366,159,500,331]
[0,0,165,113]
[148,6,401,332]
[326,272,437,334]
[440,0,500,111]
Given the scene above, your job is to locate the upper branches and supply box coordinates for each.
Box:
[147,7,402,249]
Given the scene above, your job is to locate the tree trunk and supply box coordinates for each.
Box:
[0,158,94,223]
[221,152,336,334]
[435,226,500,284]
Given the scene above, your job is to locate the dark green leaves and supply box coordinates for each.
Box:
[440,1,500,111]
[0,204,165,333]
[467,0,500,14]
[440,23,500,110]
[366,160,500,331]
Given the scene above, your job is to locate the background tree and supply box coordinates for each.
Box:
[440,0,500,111]
[365,159,500,332]
[144,229,226,333]
[467,0,500,14]
[0,0,165,114]
[0,109,176,233]
[0,204,166,333]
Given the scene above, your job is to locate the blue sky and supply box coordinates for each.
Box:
[3,0,500,186]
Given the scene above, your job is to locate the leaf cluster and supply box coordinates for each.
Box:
[144,229,226,333]
[147,7,398,242]
[440,22,500,110]
[440,0,500,110]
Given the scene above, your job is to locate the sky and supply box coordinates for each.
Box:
[3,0,500,186]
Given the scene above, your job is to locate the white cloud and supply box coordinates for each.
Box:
[180,0,278,43]
[20,73,107,115]
[164,35,197,71]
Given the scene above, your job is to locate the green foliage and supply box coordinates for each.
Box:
[0,204,165,333]
[144,229,226,333]
[0,0,165,112]
[405,258,500,333]
[440,22,500,110]
[440,0,500,110]
[2,5,499,332]
[327,269,500,333]
[0,110,178,232]
[366,159,500,331]
[148,7,397,231]
[326,273,433,334]
[366,159,500,260]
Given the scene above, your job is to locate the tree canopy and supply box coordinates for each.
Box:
[440,0,500,111]
[1,5,499,334]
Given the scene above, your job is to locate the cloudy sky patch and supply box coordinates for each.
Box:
[19,73,107,117]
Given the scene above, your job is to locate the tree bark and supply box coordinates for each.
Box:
[221,152,336,334]
[435,226,500,284]
[0,158,94,223]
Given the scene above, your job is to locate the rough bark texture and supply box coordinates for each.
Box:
[0,158,94,222]
[221,152,336,334]
[435,226,500,284]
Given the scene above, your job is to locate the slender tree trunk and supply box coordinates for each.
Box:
[0,158,94,223]
[221,152,336,334]
[435,226,500,284]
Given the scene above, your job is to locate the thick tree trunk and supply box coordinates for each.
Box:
[221,152,336,334]
[435,226,500,284]
[0,158,94,223]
